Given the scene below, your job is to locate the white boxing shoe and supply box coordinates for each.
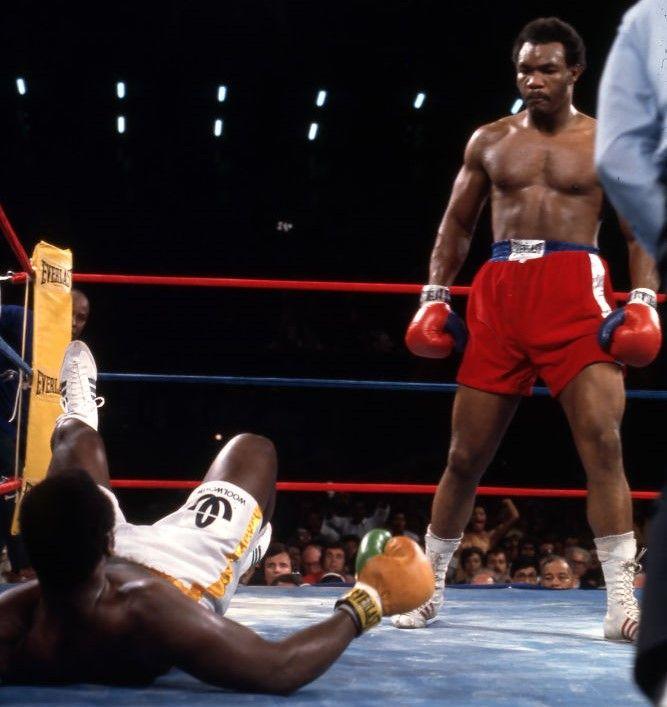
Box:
[57,340,104,431]
[391,597,439,629]
[603,556,642,642]
[392,545,447,629]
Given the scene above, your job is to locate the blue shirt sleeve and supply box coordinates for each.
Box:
[595,1,667,257]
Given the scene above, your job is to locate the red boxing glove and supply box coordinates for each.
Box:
[405,285,467,359]
[598,288,662,367]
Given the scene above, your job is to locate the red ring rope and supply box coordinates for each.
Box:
[8,271,666,303]
[0,206,32,275]
[109,480,660,499]
[0,477,658,499]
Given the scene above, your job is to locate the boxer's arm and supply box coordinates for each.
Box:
[487,499,519,550]
[135,581,356,694]
[429,128,491,285]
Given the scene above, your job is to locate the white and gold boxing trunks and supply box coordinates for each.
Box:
[99,481,271,614]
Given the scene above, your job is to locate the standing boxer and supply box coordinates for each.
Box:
[396,17,661,641]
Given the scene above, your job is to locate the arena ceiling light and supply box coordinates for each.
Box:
[217,85,227,102]
[116,81,126,99]
[308,122,319,141]
[413,92,426,109]
[117,116,126,134]
[511,98,523,114]
[214,118,223,137]
[316,90,327,107]
[16,78,26,96]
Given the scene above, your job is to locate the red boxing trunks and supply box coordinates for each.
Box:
[457,239,619,397]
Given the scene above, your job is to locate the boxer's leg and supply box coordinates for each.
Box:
[202,433,277,526]
[394,385,519,628]
[48,341,109,487]
[48,418,110,488]
[431,385,520,538]
[559,362,638,641]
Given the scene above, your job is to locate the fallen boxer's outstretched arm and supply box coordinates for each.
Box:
[135,533,433,694]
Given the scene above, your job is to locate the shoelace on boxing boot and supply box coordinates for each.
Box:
[608,548,645,622]
[59,358,105,413]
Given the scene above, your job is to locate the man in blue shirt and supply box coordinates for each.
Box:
[596,3,667,701]
[595,0,667,273]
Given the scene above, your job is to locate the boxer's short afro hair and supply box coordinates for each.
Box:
[512,17,586,70]
[20,468,114,588]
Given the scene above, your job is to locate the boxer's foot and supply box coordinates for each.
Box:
[57,341,104,431]
[391,597,439,628]
[603,556,641,642]
[392,538,448,629]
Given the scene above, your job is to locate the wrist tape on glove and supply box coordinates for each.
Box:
[420,285,451,305]
[334,582,382,635]
[629,288,657,309]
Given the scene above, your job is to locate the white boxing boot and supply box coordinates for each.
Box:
[595,532,642,642]
[392,527,461,629]
[56,340,104,431]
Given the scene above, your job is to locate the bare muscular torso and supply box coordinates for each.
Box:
[481,111,602,245]
[0,559,171,685]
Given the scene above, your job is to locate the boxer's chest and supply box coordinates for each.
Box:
[485,131,598,195]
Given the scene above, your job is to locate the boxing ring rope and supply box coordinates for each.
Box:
[0,476,658,499]
[96,372,667,400]
[0,205,663,505]
[0,206,33,276]
[8,270,667,304]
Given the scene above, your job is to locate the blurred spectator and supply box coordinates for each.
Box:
[563,535,580,550]
[318,572,347,585]
[486,549,511,583]
[305,511,337,545]
[511,559,539,585]
[287,544,302,574]
[290,527,312,550]
[518,538,538,560]
[501,533,521,563]
[323,500,390,540]
[263,543,293,586]
[455,547,485,584]
[579,548,604,589]
[565,547,591,584]
[540,556,575,589]
[461,499,519,553]
[270,573,303,587]
[538,539,557,559]
[471,569,496,585]
[322,541,354,583]
[301,544,323,584]
[388,511,420,543]
[341,534,360,571]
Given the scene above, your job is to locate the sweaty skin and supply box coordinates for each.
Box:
[0,559,356,690]
[429,42,657,290]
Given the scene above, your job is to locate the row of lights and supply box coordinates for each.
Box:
[13,78,525,136]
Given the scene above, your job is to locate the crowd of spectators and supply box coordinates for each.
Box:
[236,495,652,591]
[1,486,651,589]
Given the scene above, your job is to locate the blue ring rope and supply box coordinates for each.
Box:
[97,372,667,400]
[0,335,31,375]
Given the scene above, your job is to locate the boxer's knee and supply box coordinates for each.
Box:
[226,433,277,471]
[582,426,624,476]
[446,445,487,483]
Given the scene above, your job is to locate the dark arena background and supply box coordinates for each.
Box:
[1,0,664,532]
